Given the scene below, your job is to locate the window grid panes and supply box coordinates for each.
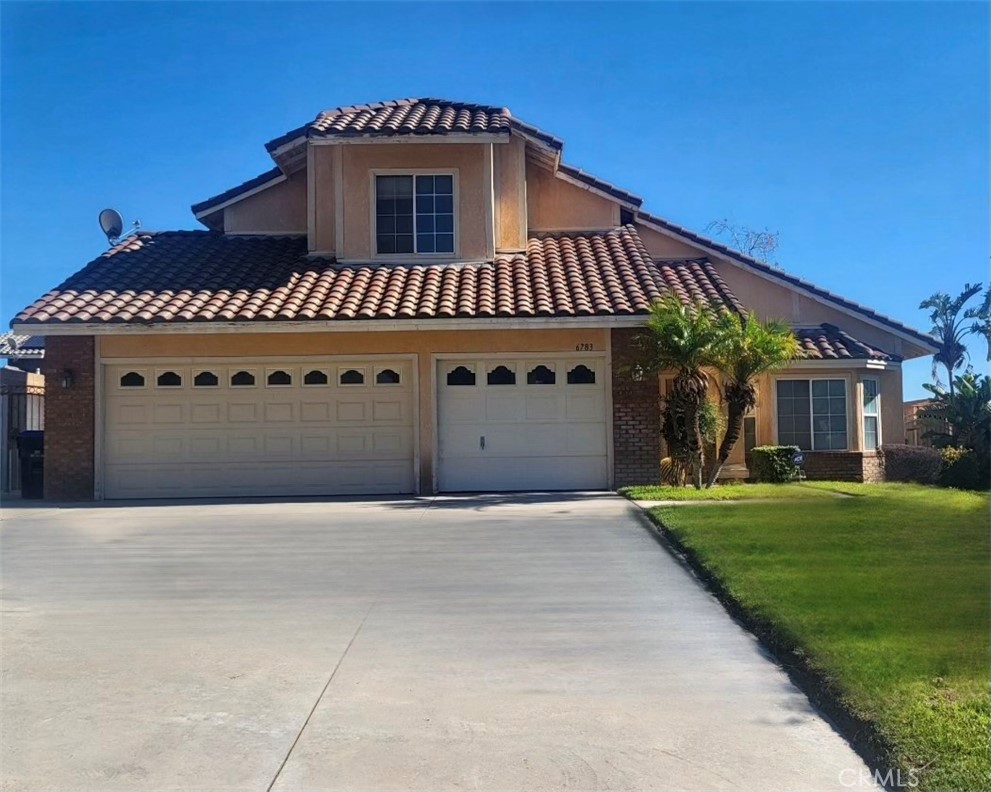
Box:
[776,379,848,451]
[863,379,880,451]
[376,174,454,255]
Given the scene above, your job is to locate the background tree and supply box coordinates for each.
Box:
[965,288,990,361]
[919,283,983,395]
[636,296,722,488]
[706,312,802,487]
[921,372,991,455]
[705,219,780,265]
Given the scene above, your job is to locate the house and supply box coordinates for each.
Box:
[1,333,45,495]
[11,98,936,501]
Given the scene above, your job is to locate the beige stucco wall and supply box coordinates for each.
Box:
[224,170,307,234]
[310,145,336,253]
[526,162,619,231]
[494,136,527,251]
[711,259,928,359]
[336,143,490,261]
[635,223,712,259]
[100,327,609,493]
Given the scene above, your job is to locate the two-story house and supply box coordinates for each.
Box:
[13,98,936,500]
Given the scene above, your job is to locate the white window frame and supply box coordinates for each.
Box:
[370,169,459,259]
[862,377,881,451]
[774,377,850,451]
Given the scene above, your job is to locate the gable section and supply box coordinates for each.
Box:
[526,160,619,232]
[224,169,307,234]
[635,222,711,260]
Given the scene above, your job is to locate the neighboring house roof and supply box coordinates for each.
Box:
[0,332,45,359]
[795,323,900,362]
[635,209,937,350]
[13,226,743,325]
[265,98,564,154]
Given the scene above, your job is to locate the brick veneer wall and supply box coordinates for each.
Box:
[803,451,884,483]
[42,336,95,500]
[611,328,661,487]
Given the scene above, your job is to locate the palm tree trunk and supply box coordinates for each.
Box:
[706,399,746,488]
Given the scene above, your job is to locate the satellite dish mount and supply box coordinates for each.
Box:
[98,208,139,246]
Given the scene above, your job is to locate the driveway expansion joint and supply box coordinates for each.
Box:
[265,604,373,792]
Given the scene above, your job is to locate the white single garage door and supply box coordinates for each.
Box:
[103,360,414,499]
[437,357,608,492]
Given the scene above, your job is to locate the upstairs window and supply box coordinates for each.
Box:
[375,174,454,255]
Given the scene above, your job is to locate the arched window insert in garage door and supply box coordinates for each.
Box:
[567,364,596,384]
[526,364,556,385]
[446,365,476,386]
[119,371,146,388]
[193,371,219,387]
[156,371,182,388]
[487,365,516,385]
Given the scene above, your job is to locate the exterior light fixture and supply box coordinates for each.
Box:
[60,369,74,389]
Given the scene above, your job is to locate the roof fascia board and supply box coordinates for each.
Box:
[555,167,642,210]
[784,358,900,370]
[635,214,938,353]
[193,172,288,219]
[13,316,648,337]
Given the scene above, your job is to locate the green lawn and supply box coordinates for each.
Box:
[645,483,989,792]
[621,481,863,501]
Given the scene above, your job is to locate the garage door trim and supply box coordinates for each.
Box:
[95,351,420,500]
[431,350,613,493]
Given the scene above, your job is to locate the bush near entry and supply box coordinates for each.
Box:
[880,444,943,485]
[750,445,801,483]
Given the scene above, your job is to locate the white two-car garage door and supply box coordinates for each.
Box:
[437,357,609,491]
[103,360,414,499]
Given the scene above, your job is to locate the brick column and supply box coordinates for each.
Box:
[42,336,95,500]
[611,328,661,487]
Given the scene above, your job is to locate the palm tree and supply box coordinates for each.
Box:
[965,288,990,361]
[636,295,723,488]
[705,311,802,487]
[920,283,983,395]
[921,371,991,457]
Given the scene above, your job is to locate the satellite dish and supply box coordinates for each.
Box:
[98,208,125,245]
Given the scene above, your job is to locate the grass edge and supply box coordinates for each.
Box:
[631,503,901,790]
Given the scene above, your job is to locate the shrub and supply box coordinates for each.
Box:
[939,447,989,491]
[750,445,801,483]
[880,444,942,484]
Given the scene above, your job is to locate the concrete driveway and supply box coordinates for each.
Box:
[1,494,877,791]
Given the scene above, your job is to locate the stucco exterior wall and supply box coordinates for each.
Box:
[494,136,527,251]
[224,170,307,234]
[635,224,710,260]
[310,145,337,253]
[336,143,490,261]
[710,259,926,359]
[526,163,619,231]
[100,327,609,493]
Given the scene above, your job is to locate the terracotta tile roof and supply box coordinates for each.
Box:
[13,227,743,326]
[635,210,937,350]
[795,323,900,362]
[265,98,563,153]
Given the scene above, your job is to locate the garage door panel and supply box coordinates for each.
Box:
[104,360,414,499]
[438,357,607,492]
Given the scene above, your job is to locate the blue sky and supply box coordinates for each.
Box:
[2,1,987,398]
